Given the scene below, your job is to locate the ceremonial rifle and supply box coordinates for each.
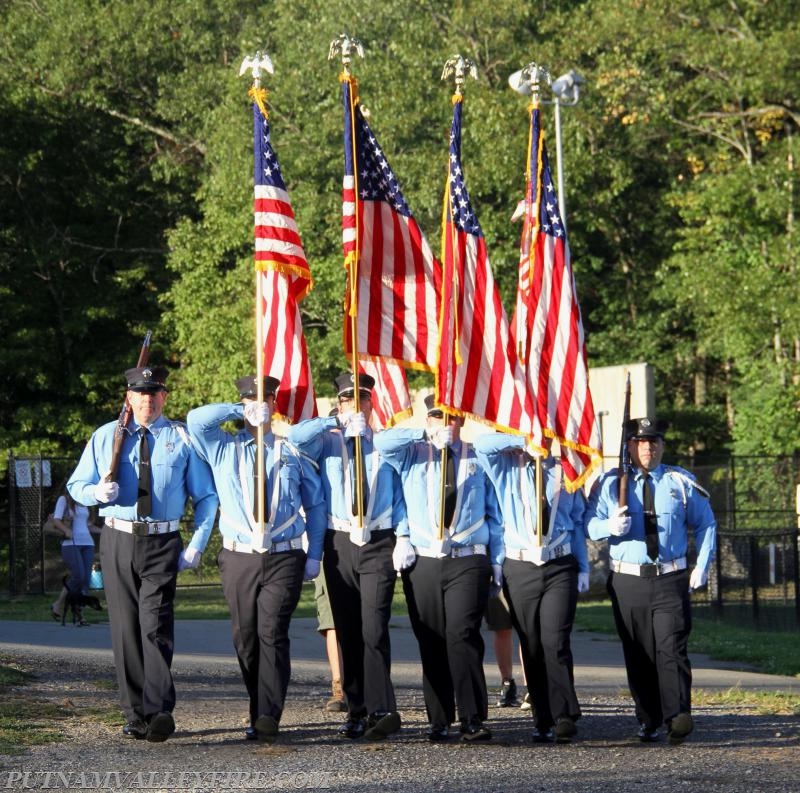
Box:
[105,331,152,483]
[617,372,631,509]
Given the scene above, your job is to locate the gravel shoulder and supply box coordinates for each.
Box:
[1,643,799,793]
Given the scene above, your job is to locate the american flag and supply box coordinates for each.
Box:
[252,95,316,423]
[512,102,601,490]
[437,96,534,436]
[358,359,412,430]
[341,76,440,373]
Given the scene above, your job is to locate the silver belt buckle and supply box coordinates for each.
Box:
[640,563,658,578]
[131,521,149,536]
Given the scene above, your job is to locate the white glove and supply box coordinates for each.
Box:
[392,537,417,571]
[608,505,631,537]
[344,411,367,438]
[243,401,270,426]
[689,567,708,591]
[303,558,321,581]
[93,480,119,504]
[178,547,201,571]
[431,426,454,450]
[577,572,590,593]
[490,564,504,598]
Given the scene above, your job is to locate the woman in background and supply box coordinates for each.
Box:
[50,488,99,624]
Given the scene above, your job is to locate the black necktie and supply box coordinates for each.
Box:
[540,497,551,537]
[444,447,457,528]
[349,440,368,516]
[136,427,152,518]
[253,452,269,523]
[642,474,658,560]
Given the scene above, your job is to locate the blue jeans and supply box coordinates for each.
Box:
[61,544,95,595]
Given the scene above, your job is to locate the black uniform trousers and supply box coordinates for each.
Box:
[100,526,182,723]
[218,547,305,725]
[504,555,581,730]
[607,569,692,729]
[402,554,490,728]
[323,528,397,718]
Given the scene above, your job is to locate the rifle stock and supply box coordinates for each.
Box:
[618,373,631,509]
[105,331,152,482]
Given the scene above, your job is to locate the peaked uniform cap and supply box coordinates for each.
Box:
[125,366,168,392]
[236,375,280,400]
[625,416,669,440]
[334,372,375,397]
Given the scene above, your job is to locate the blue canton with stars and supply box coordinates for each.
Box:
[532,107,566,242]
[448,100,483,238]
[254,104,288,191]
[345,93,412,217]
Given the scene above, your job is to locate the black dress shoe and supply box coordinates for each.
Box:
[364,711,401,741]
[460,719,492,742]
[667,712,693,745]
[554,716,577,743]
[531,727,555,743]
[122,719,147,739]
[254,714,279,743]
[337,717,365,739]
[637,725,659,743]
[244,726,258,741]
[146,712,175,743]
[426,725,450,742]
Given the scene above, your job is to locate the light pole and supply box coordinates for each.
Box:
[508,66,585,230]
[549,70,584,228]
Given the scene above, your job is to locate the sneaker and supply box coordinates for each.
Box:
[496,678,519,708]
[325,679,348,712]
[519,691,532,711]
[667,712,694,745]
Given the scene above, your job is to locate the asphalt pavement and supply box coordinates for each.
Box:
[1,614,797,692]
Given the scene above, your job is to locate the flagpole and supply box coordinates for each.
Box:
[437,55,477,541]
[330,33,366,529]
[240,51,275,537]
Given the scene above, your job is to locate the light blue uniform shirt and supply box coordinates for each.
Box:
[186,403,326,561]
[287,416,406,534]
[586,463,716,571]
[67,415,218,555]
[373,428,504,566]
[473,433,588,573]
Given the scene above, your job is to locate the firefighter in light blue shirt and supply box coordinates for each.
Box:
[67,366,218,743]
[187,375,325,743]
[586,416,716,746]
[374,395,502,743]
[287,372,405,742]
[474,432,588,744]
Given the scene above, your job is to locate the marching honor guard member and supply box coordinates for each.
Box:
[287,372,405,741]
[68,366,218,742]
[187,375,326,743]
[586,417,716,745]
[374,396,503,743]
[474,433,588,743]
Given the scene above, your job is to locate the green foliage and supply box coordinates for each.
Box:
[0,0,798,464]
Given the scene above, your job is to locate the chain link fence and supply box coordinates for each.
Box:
[4,452,799,629]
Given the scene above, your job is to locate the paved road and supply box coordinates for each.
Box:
[2,615,797,692]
